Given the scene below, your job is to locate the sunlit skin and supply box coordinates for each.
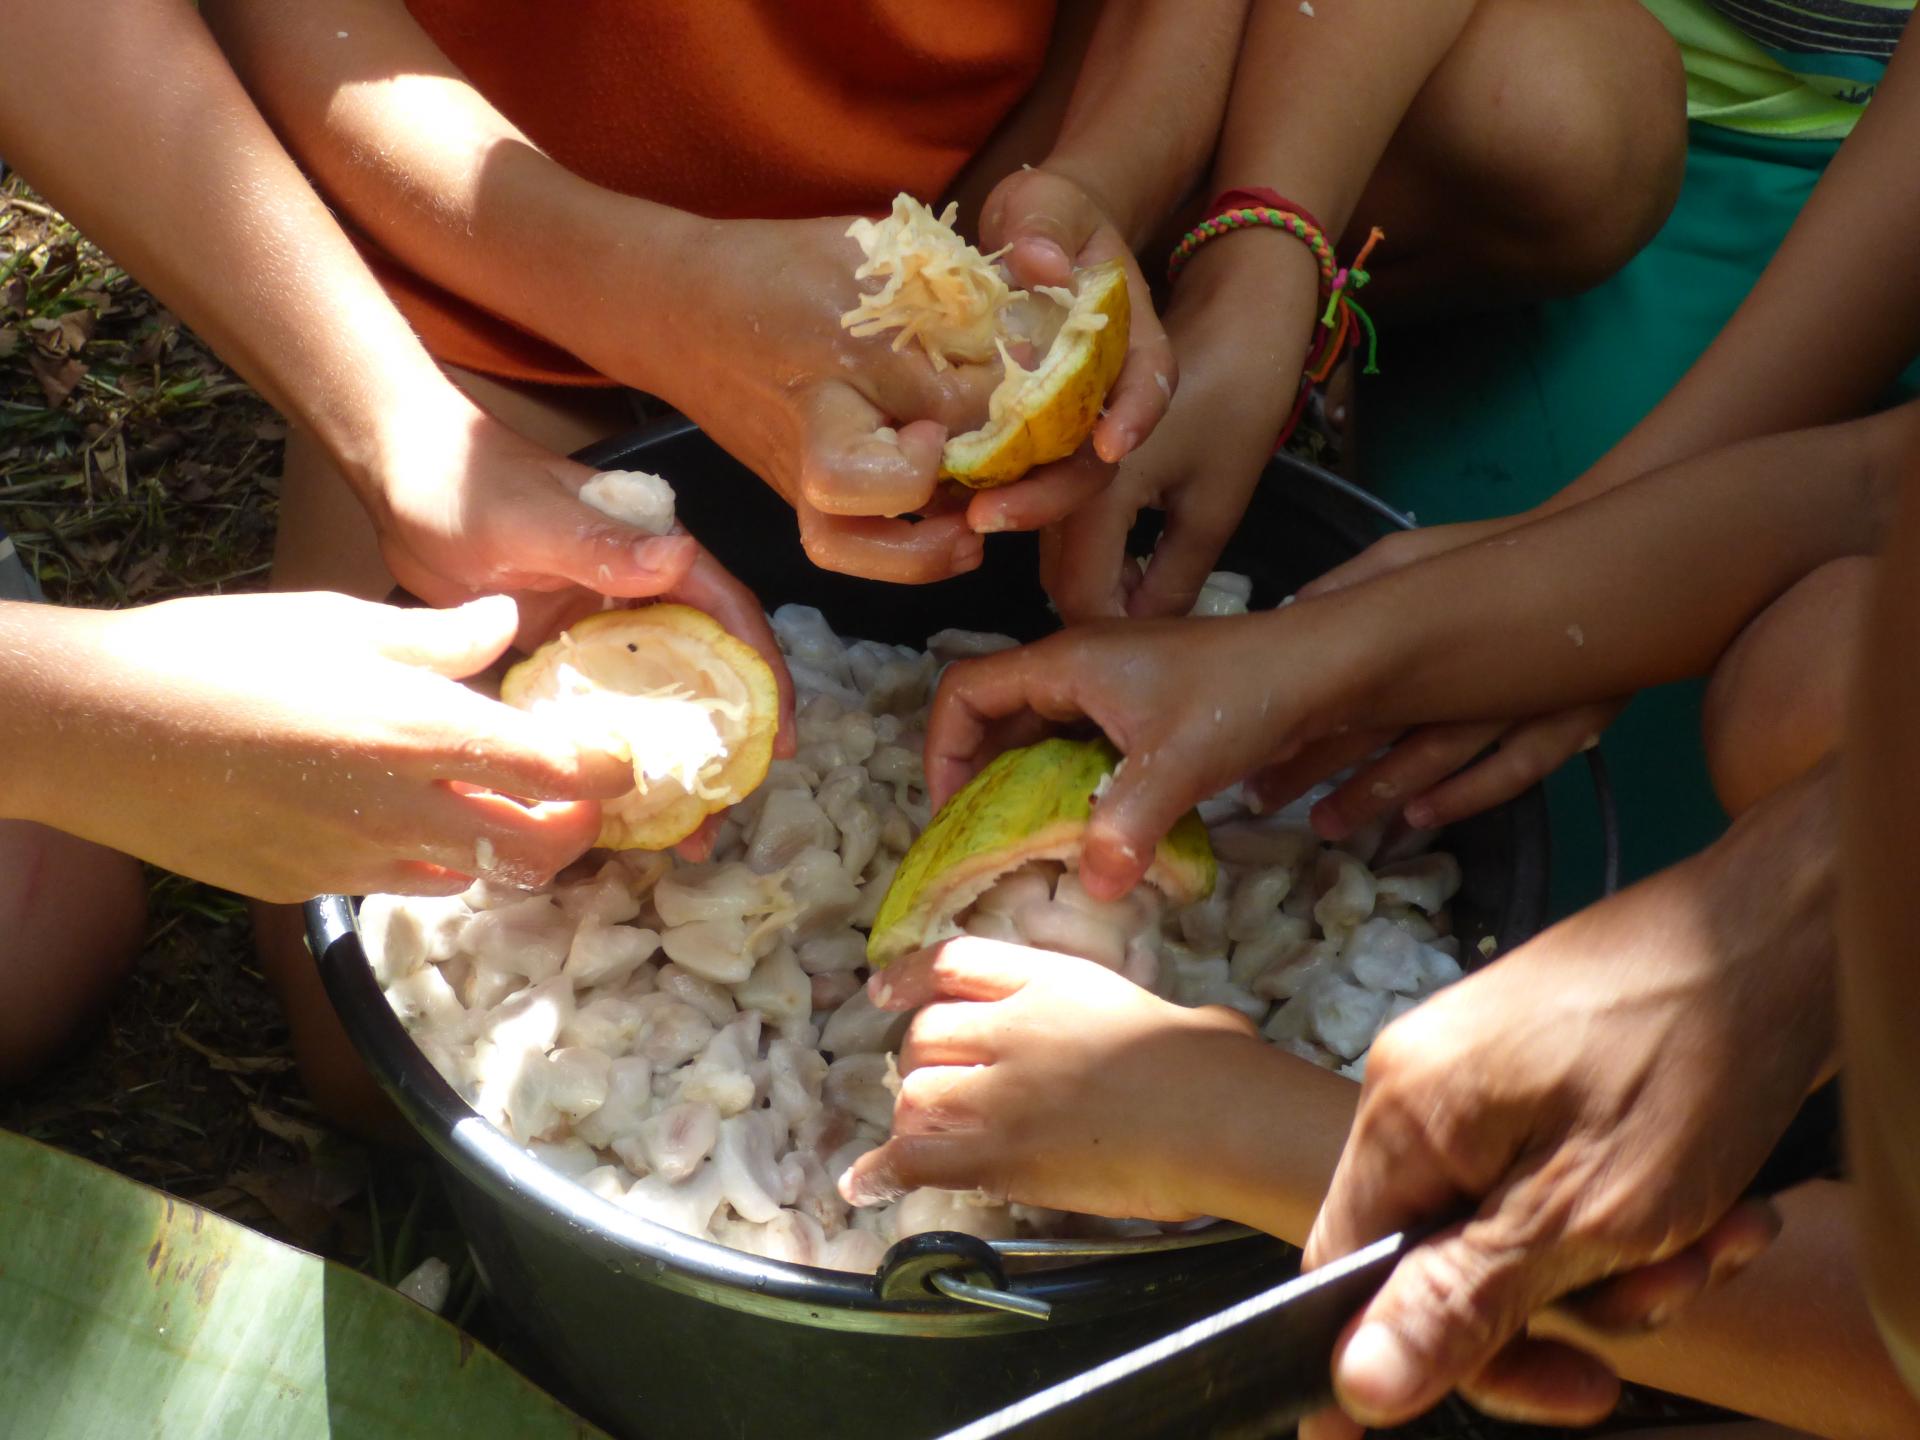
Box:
[842,757,1920,1436]
[0,0,784,1083]
[1295,27,1920,824]
[199,0,1258,582]
[908,404,1920,1433]
[0,595,636,901]
[0,0,787,651]
[1043,0,1687,624]
[927,403,1915,900]
[1841,436,1920,1399]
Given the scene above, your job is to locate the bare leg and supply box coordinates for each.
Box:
[255,364,629,1138]
[1703,558,1870,818]
[0,821,147,1085]
[1354,0,1688,313]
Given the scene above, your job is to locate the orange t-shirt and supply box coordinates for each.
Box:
[369,0,1056,385]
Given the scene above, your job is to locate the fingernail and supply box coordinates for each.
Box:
[1709,1232,1770,1286]
[972,512,1010,535]
[1404,802,1436,829]
[629,541,676,574]
[867,974,896,1008]
[841,1171,906,1208]
[1339,1323,1425,1412]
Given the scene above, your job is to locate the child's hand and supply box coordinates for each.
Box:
[1282,515,1622,837]
[838,938,1260,1222]
[927,605,1379,898]
[1038,223,1324,622]
[371,401,698,610]
[1261,701,1626,844]
[582,214,1012,585]
[960,166,1178,540]
[368,399,795,747]
[14,593,637,902]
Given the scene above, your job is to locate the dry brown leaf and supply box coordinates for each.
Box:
[229,1168,341,1250]
[177,1029,294,1075]
[247,1103,329,1151]
[54,309,97,353]
[28,350,86,407]
[122,551,170,598]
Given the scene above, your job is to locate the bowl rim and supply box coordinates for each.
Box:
[303,421,1586,1327]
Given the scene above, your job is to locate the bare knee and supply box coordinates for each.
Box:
[1416,0,1687,293]
[0,823,147,1084]
[1704,558,1873,817]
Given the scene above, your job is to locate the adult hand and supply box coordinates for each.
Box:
[1300,770,1839,1434]
[839,937,1259,1221]
[962,165,1178,541]
[15,593,636,902]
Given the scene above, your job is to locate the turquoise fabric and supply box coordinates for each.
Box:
[1357,123,1915,917]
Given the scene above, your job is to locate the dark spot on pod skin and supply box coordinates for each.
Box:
[627,643,638,653]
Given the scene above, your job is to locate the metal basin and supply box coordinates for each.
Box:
[305,420,1565,1439]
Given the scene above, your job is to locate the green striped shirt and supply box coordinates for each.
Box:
[1644,0,1914,137]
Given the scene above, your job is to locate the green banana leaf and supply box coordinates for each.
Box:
[0,1127,610,1439]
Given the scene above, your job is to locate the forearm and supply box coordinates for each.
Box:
[1839,433,1920,1394]
[1552,35,1920,508]
[0,0,475,508]
[1141,0,1480,413]
[1538,1183,1920,1440]
[1212,0,1474,237]
[1177,1041,1359,1246]
[0,604,66,821]
[1315,406,1910,731]
[201,0,699,388]
[1039,0,1250,249]
[0,603,122,832]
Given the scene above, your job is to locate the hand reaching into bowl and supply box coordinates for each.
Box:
[1282,513,1626,838]
[839,937,1281,1224]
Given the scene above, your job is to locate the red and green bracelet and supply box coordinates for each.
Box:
[1167,186,1385,444]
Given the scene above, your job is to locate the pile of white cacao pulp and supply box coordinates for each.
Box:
[365,588,1467,1273]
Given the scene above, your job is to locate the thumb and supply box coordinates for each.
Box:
[508,481,700,598]
[1080,749,1206,900]
[798,383,944,517]
[1331,1209,1579,1428]
[980,168,1099,288]
[375,594,521,677]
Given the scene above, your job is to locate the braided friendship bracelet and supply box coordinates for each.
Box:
[1166,206,1339,287]
[1167,195,1387,387]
